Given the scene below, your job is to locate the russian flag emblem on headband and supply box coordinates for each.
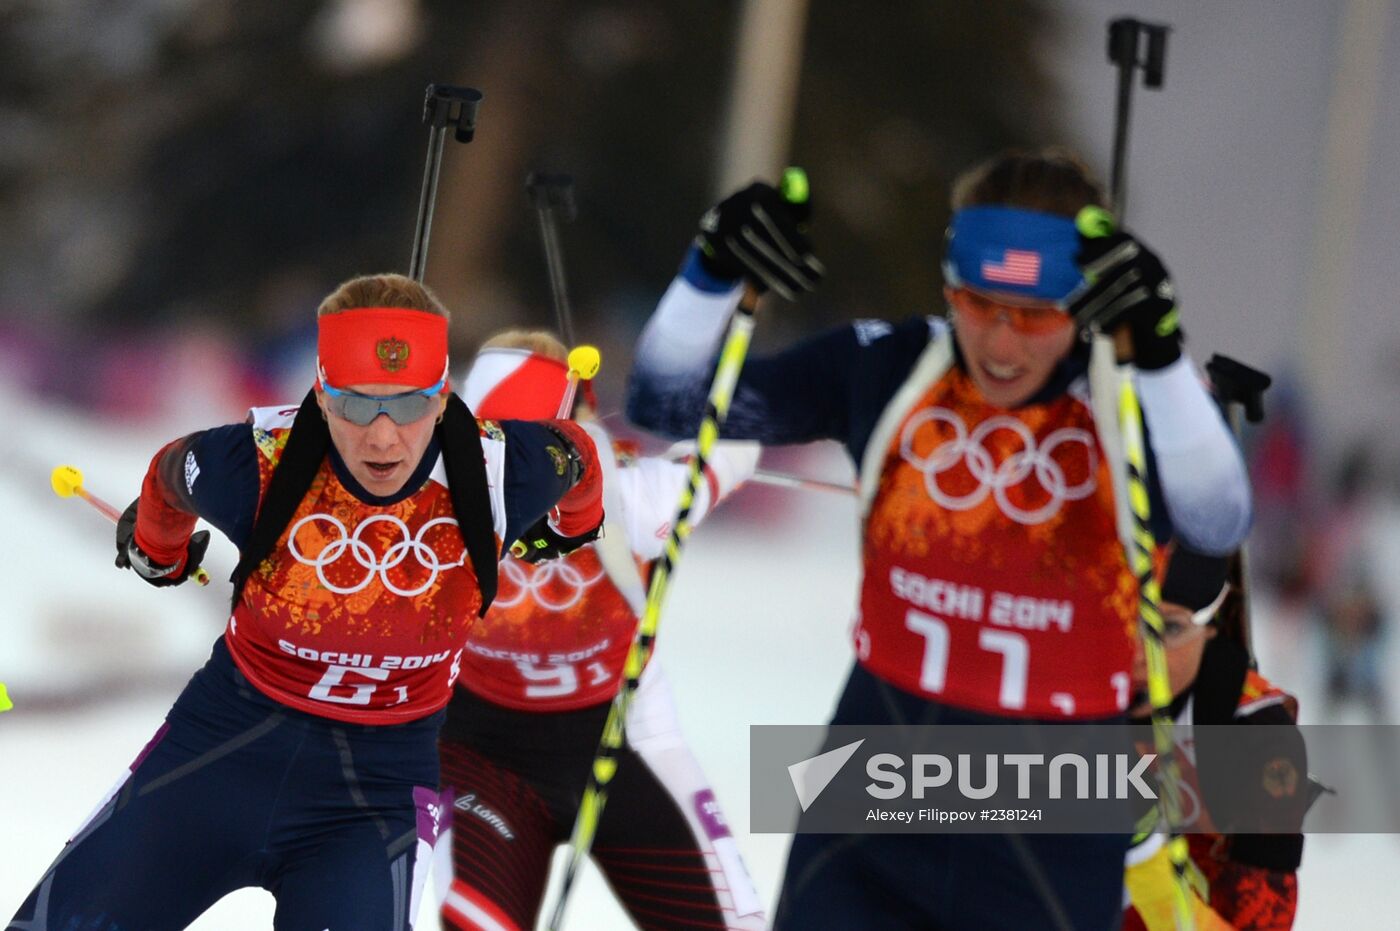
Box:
[982,249,1042,287]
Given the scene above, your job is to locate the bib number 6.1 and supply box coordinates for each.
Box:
[905,608,1029,710]
[308,664,392,706]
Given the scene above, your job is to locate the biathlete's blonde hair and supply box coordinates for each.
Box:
[480,328,567,360]
[317,273,450,319]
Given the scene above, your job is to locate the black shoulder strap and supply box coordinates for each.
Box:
[1191,636,1252,724]
[437,394,499,616]
[230,389,330,609]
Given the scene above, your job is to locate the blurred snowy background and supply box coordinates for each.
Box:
[4,0,1400,927]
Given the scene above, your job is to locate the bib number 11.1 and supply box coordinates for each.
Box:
[905,608,1029,710]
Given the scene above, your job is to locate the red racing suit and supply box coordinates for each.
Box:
[132,403,603,724]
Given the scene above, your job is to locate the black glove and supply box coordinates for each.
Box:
[508,515,603,564]
[115,499,211,587]
[1070,215,1183,370]
[695,180,824,301]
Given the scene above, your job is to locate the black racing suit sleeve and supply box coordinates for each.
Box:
[497,419,602,551]
[1202,702,1308,871]
[150,423,262,551]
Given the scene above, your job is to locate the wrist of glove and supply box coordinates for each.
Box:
[664,439,762,490]
[1070,224,1183,371]
[695,180,824,301]
[114,499,211,588]
[509,515,603,564]
[542,424,588,489]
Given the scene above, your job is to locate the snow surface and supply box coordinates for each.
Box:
[3,387,1398,929]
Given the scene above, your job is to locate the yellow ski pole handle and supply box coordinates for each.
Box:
[1118,380,1195,931]
[51,464,123,522]
[50,464,211,587]
[555,344,601,419]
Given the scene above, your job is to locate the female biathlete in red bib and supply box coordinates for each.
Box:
[436,329,765,931]
[9,274,603,931]
[625,150,1253,930]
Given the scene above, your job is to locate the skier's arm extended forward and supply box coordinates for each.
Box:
[626,256,856,446]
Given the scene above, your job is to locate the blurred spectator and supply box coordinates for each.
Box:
[1246,378,1313,609]
[1309,443,1388,712]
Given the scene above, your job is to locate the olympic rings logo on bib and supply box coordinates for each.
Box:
[493,556,606,612]
[287,513,467,596]
[898,408,1097,525]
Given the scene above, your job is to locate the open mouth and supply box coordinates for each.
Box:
[365,461,401,480]
[980,360,1025,384]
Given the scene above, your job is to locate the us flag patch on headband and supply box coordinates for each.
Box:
[944,207,1083,302]
[982,249,1042,287]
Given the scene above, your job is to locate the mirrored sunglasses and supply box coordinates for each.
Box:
[949,288,1073,336]
[321,378,446,426]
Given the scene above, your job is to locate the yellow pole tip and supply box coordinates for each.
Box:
[0,682,12,712]
[780,166,810,205]
[1076,205,1116,238]
[567,345,602,380]
[51,465,84,498]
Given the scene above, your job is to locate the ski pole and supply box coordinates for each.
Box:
[527,171,579,347]
[409,85,483,283]
[1107,18,1168,217]
[547,286,759,931]
[508,346,604,562]
[750,468,854,496]
[556,345,602,419]
[526,171,599,420]
[50,464,211,587]
[1205,354,1272,661]
[1105,17,1194,931]
[546,166,813,930]
[505,344,601,565]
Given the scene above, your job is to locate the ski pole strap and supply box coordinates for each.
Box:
[1118,375,1196,931]
[546,290,758,931]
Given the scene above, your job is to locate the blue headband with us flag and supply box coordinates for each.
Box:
[942,206,1086,305]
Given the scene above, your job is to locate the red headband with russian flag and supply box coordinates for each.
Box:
[464,348,575,419]
[317,308,449,390]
